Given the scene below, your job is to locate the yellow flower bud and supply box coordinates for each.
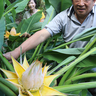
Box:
[21,60,44,91]
[10,27,16,36]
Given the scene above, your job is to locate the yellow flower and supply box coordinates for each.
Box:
[4,27,21,39]
[4,31,10,39]
[0,56,66,96]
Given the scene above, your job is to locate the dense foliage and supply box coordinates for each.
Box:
[0,0,96,96]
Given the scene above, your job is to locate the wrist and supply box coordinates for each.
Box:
[14,47,20,57]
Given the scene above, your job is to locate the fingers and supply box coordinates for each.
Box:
[3,53,12,60]
[3,53,12,64]
[21,32,31,38]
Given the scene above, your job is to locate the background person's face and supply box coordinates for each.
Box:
[72,0,95,18]
[28,0,36,10]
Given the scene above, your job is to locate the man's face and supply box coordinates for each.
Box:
[72,0,95,18]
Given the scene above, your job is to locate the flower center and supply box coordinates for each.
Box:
[29,84,44,93]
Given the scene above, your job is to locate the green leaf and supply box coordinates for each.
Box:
[80,90,93,96]
[17,19,25,33]
[53,48,84,55]
[5,0,23,12]
[11,9,16,22]
[0,17,5,50]
[29,22,42,33]
[0,82,17,96]
[6,0,11,5]
[47,56,76,75]
[42,5,56,29]
[61,0,72,11]
[52,32,96,50]
[77,56,96,67]
[65,73,96,84]
[49,0,61,13]
[79,34,96,56]
[6,22,17,30]
[45,0,50,9]
[15,0,29,13]
[0,0,4,19]
[9,35,19,41]
[20,11,42,35]
[0,51,14,72]
[73,27,96,41]
[55,47,96,75]
[5,0,16,21]
[5,14,17,30]
[0,77,18,95]
[43,48,84,63]
[53,82,96,93]
[5,14,12,24]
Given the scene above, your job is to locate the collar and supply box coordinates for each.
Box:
[67,5,95,18]
[92,5,95,13]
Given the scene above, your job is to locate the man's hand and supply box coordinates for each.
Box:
[3,49,20,61]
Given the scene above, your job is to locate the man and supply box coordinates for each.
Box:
[3,0,96,61]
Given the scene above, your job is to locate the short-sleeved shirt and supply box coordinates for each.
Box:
[23,9,45,22]
[45,5,96,48]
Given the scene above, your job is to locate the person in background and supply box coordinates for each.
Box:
[23,0,45,22]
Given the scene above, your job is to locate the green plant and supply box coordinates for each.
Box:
[0,0,96,96]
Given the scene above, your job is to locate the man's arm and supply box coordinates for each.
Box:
[3,28,51,60]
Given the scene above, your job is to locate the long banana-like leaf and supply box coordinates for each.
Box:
[45,0,51,9]
[65,73,96,85]
[5,14,17,30]
[0,0,4,19]
[73,27,96,41]
[80,34,96,56]
[0,51,14,71]
[20,11,42,35]
[0,82,17,96]
[43,48,84,63]
[17,19,25,33]
[0,77,18,95]
[55,47,96,75]
[61,0,72,11]
[5,0,16,21]
[42,5,56,29]
[53,82,96,93]
[48,0,61,13]
[46,0,72,13]
[5,0,23,12]
[47,56,76,75]
[0,17,5,50]
[77,56,96,67]
[52,32,96,50]
[15,0,29,13]
[55,47,96,86]
[29,22,42,33]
